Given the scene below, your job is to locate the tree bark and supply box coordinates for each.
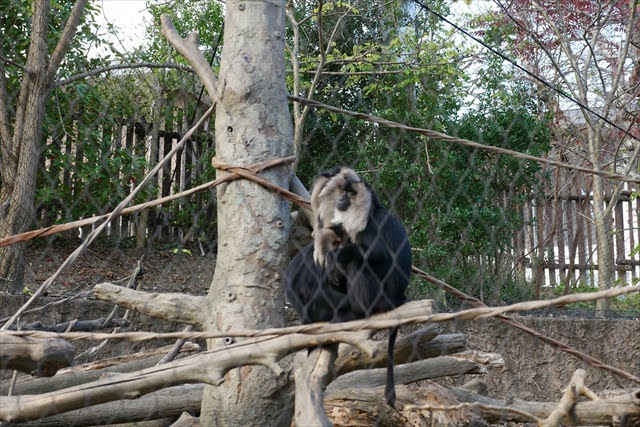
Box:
[200,0,294,425]
[0,0,89,294]
[0,0,50,293]
[588,135,615,310]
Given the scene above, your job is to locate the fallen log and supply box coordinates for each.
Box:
[325,384,473,426]
[9,384,202,426]
[326,384,640,426]
[327,355,486,392]
[0,342,200,396]
[20,374,636,426]
[0,333,74,377]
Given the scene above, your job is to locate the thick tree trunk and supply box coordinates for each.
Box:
[0,0,88,293]
[200,0,294,425]
[0,0,51,294]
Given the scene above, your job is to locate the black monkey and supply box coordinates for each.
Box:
[285,167,411,406]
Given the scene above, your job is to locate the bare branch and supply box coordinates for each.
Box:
[540,369,599,427]
[160,14,218,102]
[54,62,196,88]
[603,1,638,119]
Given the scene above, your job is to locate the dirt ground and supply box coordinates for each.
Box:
[22,237,216,298]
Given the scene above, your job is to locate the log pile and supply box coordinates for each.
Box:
[2,294,638,426]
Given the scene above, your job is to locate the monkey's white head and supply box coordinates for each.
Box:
[310,167,372,242]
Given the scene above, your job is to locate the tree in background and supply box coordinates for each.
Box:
[490,0,639,309]
[0,0,103,293]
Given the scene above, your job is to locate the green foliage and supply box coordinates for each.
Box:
[24,0,223,242]
[38,82,151,224]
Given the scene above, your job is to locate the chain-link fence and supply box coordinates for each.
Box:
[1,0,639,424]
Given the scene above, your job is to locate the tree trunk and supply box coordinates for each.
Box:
[0,0,88,294]
[200,1,294,425]
[587,129,613,311]
[0,0,51,294]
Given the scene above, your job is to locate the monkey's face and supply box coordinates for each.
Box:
[311,167,372,242]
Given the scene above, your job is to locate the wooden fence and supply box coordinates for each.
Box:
[518,172,639,291]
[41,114,214,243]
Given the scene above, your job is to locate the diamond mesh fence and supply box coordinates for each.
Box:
[0,0,639,424]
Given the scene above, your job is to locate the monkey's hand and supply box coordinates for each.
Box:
[313,228,341,267]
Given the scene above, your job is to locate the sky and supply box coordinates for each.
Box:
[93,0,151,56]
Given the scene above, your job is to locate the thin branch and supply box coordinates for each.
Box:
[8,285,639,343]
[0,53,26,72]
[288,95,640,183]
[54,62,195,88]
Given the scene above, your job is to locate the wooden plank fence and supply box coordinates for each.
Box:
[40,109,214,244]
[519,171,639,291]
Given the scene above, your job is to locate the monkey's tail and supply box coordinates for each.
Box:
[384,326,399,407]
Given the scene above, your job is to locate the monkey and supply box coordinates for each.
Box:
[312,167,411,406]
[288,166,412,406]
[311,167,411,315]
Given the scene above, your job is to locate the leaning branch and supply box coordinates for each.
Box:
[46,0,89,82]
[414,267,640,385]
[0,104,215,331]
[160,14,218,102]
